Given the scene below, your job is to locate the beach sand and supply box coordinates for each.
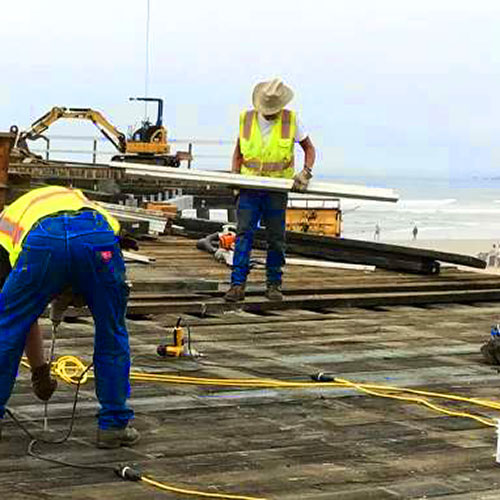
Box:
[389,238,498,274]
[391,238,499,257]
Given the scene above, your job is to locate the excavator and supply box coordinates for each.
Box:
[13,97,190,167]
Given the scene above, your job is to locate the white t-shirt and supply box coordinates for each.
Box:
[256,112,308,145]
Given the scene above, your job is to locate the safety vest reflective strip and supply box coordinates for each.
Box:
[0,217,19,240]
[242,160,292,171]
[242,110,256,140]
[281,109,291,139]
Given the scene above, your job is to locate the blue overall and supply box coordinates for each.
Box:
[231,189,287,285]
[0,210,133,429]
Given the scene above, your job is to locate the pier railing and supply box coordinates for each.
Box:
[29,135,234,168]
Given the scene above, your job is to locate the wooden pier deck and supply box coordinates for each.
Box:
[1,236,500,499]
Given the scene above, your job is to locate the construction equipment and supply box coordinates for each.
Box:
[13,97,191,167]
[286,196,342,236]
[157,317,197,357]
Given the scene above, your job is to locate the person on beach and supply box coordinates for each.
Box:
[412,224,418,240]
[0,185,138,448]
[488,244,498,267]
[224,78,316,303]
[374,223,381,241]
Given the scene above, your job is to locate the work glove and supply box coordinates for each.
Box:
[292,167,313,192]
[480,337,500,365]
[31,363,58,401]
[119,233,140,251]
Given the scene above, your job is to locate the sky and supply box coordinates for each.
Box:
[2,0,500,182]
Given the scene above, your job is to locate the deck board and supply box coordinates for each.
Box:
[1,236,500,499]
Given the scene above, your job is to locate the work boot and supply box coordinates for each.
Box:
[31,363,58,401]
[265,283,283,301]
[224,284,246,303]
[96,425,140,449]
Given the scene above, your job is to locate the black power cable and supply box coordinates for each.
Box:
[6,362,114,472]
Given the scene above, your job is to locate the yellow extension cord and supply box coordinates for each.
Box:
[20,355,500,499]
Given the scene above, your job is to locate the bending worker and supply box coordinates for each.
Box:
[0,185,138,448]
[225,78,316,302]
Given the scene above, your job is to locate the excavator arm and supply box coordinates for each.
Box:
[18,107,127,153]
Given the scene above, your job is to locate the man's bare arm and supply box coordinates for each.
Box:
[25,321,45,369]
[232,139,243,174]
[299,136,316,171]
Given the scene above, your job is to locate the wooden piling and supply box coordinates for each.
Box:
[0,132,14,210]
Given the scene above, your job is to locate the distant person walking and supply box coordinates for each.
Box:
[374,223,381,241]
[412,224,418,240]
[488,244,498,267]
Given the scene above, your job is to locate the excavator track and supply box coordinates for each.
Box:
[111,154,181,168]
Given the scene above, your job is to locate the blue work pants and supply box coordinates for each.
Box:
[231,189,287,285]
[0,210,133,429]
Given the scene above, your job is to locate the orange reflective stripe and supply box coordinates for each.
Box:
[243,160,291,172]
[281,109,291,139]
[0,217,19,238]
[243,110,255,140]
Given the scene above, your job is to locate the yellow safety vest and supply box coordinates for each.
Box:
[239,109,297,179]
[0,186,120,266]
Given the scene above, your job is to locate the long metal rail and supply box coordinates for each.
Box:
[113,161,399,202]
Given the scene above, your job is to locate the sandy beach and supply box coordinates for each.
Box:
[390,238,498,256]
[388,238,499,274]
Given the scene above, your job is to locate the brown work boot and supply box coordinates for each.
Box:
[224,284,246,302]
[96,425,140,449]
[265,283,283,301]
[31,363,58,401]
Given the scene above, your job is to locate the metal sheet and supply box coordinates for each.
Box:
[110,161,399,202]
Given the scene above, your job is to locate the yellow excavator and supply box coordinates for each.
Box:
[14,97,189,167]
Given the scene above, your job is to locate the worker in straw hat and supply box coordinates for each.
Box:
[224,78,316,303]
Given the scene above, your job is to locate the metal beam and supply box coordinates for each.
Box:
[111,161,399,202]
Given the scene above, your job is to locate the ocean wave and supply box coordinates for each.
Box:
[400,198,457,206]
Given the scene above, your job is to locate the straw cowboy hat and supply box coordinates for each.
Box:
[252,78,294,115]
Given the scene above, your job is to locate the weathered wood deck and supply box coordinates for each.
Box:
[2,236,500,499]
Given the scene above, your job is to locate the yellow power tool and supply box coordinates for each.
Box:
[157,317,196,357]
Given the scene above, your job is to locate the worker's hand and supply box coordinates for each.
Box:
[292,167,313,192]
[119,234,139,251]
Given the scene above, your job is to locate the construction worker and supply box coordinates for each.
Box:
[0,186,138,448]
[224,78,316,302]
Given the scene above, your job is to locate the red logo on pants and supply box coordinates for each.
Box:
[100,251,113,263]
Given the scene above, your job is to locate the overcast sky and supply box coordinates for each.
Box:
[2,0,500,180]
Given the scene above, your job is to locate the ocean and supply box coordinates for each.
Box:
[334,176,500,242]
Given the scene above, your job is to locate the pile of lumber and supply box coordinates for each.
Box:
[173,217,486,275]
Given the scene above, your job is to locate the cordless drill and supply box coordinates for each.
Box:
[157,317,196,357]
